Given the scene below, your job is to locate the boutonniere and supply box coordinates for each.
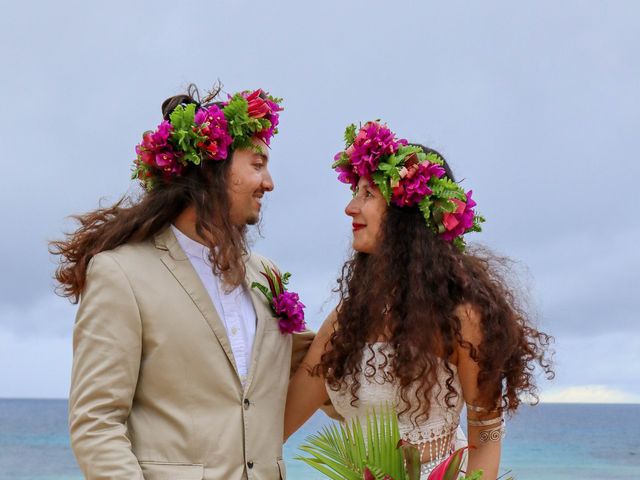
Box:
[251,263,306,334]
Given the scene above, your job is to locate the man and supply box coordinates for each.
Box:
[51,86,311,479]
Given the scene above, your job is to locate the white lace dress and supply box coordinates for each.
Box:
[326,343,466,478]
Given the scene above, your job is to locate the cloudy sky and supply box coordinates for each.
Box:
[1,0,638,402]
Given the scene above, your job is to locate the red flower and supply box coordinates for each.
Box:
[363,468,394,480]
[246,89,270,118]
[440,191,477,242]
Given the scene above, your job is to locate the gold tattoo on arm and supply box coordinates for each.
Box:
[478,423,505,443]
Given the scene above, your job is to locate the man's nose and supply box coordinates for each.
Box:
[262,170,274,192]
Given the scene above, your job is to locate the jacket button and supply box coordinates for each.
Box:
[244,398,250,409]
[247,461,254,469]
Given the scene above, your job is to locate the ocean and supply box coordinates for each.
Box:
[0,399,638,479]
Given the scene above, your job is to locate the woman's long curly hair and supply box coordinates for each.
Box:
[50,85,250,302]
[316,146,554,423]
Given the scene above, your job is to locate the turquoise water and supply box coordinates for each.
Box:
[0,399,638,479]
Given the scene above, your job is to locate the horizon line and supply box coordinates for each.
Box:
[1,396,639,405]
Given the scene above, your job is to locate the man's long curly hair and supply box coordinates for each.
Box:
[50,85,250,303]
[316,146,554,423]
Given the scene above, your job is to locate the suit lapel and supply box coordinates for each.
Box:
[154,228,240,379]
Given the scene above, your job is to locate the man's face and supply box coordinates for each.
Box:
[227,139,274,226]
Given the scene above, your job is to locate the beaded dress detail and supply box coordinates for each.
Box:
[326,343,466,478]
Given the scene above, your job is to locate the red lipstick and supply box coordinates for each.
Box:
[352,223,365,231]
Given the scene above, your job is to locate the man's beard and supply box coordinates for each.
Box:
[245,212,260,226]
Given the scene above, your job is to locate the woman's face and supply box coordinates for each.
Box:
[345,177,388,254]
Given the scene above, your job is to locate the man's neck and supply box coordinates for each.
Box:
[173,206,245,246]
[173,206,207,246]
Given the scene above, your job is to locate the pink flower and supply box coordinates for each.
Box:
[136,143,155,166]
[238,90,283,145]
[273,291,306,334]
[354,122,407,177]
[334,155,359,189]
[194,105,232,161]
[151,120,172,146]
[391,161,446,207]
[154,151,175,168]
[427,446,469,480]
[137,121,172,152]
[440,191,477,242]
[264,99,283,143]
[135,120,183,175]
[154,151,183,176]
[161,162,183,177]
[340,122,408,180]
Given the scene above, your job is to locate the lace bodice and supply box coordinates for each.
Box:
[326,343,465,476]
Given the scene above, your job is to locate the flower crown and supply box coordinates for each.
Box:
[332,121,484,250]
[132,89,283,190]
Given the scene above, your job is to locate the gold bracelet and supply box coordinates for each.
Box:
[466,402,502,414]
[467,416,504,428]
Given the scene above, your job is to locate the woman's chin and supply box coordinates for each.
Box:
[352,241,373,255]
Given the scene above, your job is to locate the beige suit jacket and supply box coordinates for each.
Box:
[69,227,313,480]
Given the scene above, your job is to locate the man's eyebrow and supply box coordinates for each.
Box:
[255,152,269,163]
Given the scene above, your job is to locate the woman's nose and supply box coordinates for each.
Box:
[345,198,360,217]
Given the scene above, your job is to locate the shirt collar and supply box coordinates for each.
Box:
[170,224,210,263]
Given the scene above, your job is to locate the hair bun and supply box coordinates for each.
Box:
[161,94,198,120]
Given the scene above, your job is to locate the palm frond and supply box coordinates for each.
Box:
[297,405,416,480]
[299,409,488,480]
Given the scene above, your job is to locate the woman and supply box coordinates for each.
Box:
[284,121,553,479]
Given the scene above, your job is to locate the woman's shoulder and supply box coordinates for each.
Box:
[454,303,482,328]
[318,307,339,339]
[452,303,484,361]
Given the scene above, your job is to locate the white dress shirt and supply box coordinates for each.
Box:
[171,225,256,385]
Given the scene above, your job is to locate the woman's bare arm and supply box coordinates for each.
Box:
[456,304,503,480]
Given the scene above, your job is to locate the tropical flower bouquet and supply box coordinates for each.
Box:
[297,407,483,480]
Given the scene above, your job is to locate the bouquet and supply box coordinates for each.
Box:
[297,407,484,480]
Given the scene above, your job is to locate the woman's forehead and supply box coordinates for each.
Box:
[357,177,372,188]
